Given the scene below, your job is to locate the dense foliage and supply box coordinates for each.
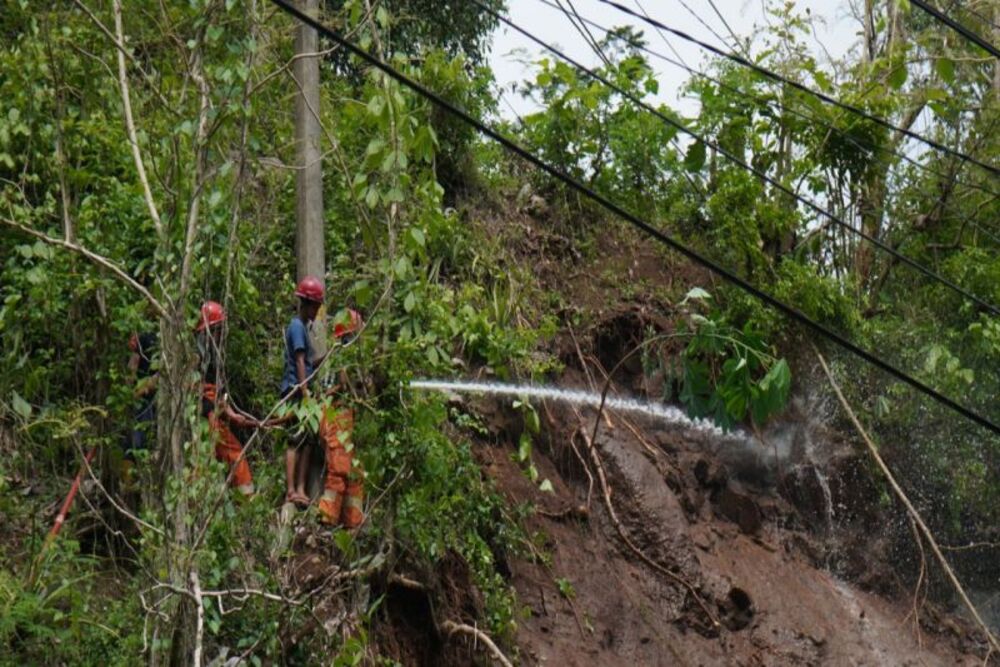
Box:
[1,0,998,663]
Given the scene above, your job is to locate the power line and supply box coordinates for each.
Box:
[266,0,1000,438]
[534,0,1000,202]
[954,2,1000,32]
[547,3,1000,266]
[598,0,1000,177]
[532,0,1000,252]
[673,0,737,54]
[547,0,705,197]
[912,0,1000,57]
[634,0,691,68]
[557,0,613,69]
[475,0,1000,317]
[705,0,749,57]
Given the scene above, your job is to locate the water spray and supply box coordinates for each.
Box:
[410,379,757,447]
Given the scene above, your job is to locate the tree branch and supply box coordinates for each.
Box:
[814,347,1000,656]
[440,620,513,667]
[112,0,164,236]
[0,217,166,317]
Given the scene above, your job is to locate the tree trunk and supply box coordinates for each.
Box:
[156,310,196,666]
[994,1,1000,98]
[293,0,327,359]
[293,0,327,500]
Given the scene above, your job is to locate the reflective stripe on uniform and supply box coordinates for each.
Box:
[344,495,363,509]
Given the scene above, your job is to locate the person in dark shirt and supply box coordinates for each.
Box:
[197,300,261,495]
[281,276,324,506]
[123,330,158,483]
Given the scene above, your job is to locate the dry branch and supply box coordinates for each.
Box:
[191,571,204,667]
[814,348,1000,656]
[440,620,514,667]
[111,0,163,236]
[0,217,166,317]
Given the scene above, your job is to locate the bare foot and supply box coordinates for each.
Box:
[291,491,310,507]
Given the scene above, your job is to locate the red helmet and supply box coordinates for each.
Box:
[196,300,226,332]
[334,308,362,339]
[294,276,325,303]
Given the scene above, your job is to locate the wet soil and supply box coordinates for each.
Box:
[474,398,988,665]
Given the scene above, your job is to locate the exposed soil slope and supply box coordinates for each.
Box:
[471,385,987,666]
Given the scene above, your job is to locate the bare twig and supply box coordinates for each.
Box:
[388,573,426,590]
[178,40,211,298]
[814,348,1000,655]
[0,217,165,317]
[112,0,163,236]
[191,571,204,667]
[440,619,513,667]
[71,0,177,113]
[567,322,613,429]
[901,515,926,647]
[939,540,1000,553]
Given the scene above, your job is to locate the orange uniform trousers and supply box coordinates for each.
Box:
[203,384,254,494]
[317,406,364,528]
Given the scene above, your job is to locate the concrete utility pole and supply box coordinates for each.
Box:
[293,0,327,360]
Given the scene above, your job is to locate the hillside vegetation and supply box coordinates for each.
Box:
[1,0,999,664]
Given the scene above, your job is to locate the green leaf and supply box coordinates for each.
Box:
[518,433,532,462]
[539,479,554,493]
[333,529,353,554]
[366,95,385,118]
[382,187,405,204]
[683,140,706,172]
[682,286,711,304]
[409,227,426,248]
[813,69,834,92]
[393,256,409,279]
[888,64,908,90]
[934,57,955,85]
[526,408,540,435]
[11,391,31,419]
[403,291,416,313]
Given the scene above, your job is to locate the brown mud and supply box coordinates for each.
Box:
[469,378,989,666]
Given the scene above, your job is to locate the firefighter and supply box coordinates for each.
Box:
[280,276,324,506]
[317,309,365,528]
[196,300,259,495]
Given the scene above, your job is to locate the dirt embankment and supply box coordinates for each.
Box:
[468,365,991,666]
[375,206,995,665]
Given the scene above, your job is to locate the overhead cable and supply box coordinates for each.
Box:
[534,0,1000,201]
[556,0,613,69]
[912,0,1000,58]
[267,0,1000,438]
[533,0,1000,251]
[475,0,1000,317]
[598,0,1000,177]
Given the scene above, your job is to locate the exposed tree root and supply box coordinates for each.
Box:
[440,619,514,667]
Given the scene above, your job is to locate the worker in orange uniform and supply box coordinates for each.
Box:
[317,308,365,529]
[281,276,324,506]
[196,300,259,495]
